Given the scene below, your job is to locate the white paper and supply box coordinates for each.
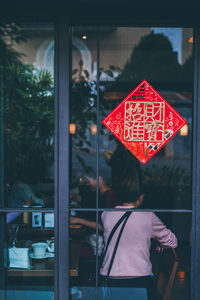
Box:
[9,247,30,269]
[44,213,54,228]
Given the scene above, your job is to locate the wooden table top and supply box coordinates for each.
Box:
[7,241,81,277]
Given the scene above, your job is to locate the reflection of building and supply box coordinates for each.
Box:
[15,26,193,80]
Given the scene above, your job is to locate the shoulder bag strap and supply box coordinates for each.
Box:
[102,210,132,278]
[103,210,131,256]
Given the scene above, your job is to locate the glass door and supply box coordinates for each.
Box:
[0,22,197,300]
[0,22,55,300]
[69,26,193,300]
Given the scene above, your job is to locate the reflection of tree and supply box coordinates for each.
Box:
[71,60,107,176]
[117,32,181,83]
[5,66,54,183]
[1,23,54,184]
[71,80,97,174]
[0,23,26,65]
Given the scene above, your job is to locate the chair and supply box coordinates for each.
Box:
[156,248,179,300]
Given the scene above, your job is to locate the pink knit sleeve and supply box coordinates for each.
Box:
[151,213,178,248]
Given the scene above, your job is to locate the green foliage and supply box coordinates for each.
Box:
[0,22,26,65]
[71,80,96,151]
[4,64,54,183]
[0,23,54,183]
[71,60,107,176]
[71,80,106,175]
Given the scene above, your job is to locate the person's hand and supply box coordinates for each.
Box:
[23,198,34,207]
[134,193,144,208]
[156,246,168,253]
[98,176,110,194]
[86,176,109,194]
[70,217,87,226]
[86,176,96,190]
[70,217,82,224]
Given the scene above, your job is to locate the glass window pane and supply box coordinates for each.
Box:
[70,210,97,299]
[99,27,193,209]
[99,210,190,300]
[0,22,54,208]
[5,212,54,299]
[69,26,192,300]
[70,27,97,209]
[152,212,191,300]
[69,208,191,299]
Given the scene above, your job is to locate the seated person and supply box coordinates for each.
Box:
[70,190,144,231]
[6,183,43,224]
[86,176,121,208]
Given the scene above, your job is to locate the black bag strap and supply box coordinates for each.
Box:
[102,210,133,278]
[106,211,132,278]
[103,210,131,256]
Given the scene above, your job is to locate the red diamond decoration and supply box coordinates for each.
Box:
[102,80,187,164]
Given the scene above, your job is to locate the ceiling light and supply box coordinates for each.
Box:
[180,124,188,136]
[90,124,97,135]
[69,123,76,134]
[188,36,193,43]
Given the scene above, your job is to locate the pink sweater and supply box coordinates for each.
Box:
[100,207,178,277]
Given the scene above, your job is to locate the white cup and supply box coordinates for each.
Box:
[47,241,54,253]
[32,242,48,258]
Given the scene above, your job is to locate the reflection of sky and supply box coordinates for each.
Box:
[152,28,182,64]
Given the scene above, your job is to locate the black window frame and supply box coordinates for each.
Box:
[0,15,199,300]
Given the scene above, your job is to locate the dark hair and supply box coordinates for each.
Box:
[117,189,140,204]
